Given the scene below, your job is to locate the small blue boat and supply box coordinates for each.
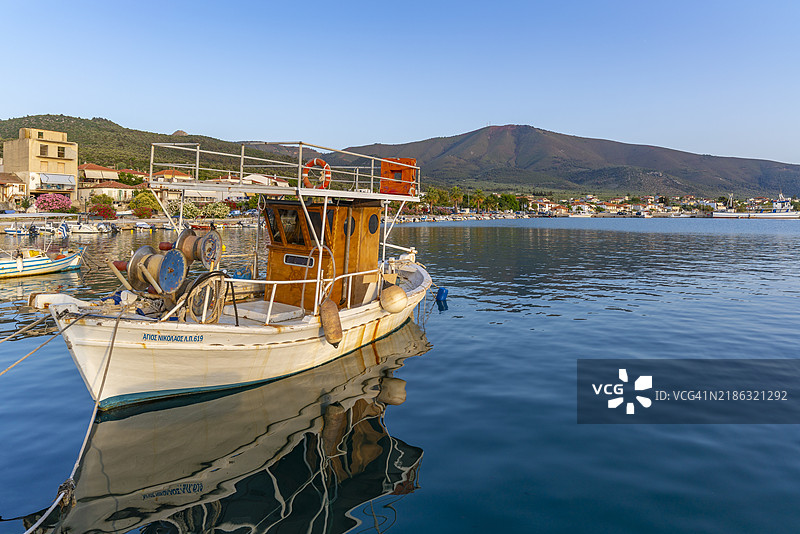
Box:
[0,247,83,279]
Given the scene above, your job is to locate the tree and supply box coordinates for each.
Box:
[471,189,485,212]
[498,193,520,211]
[424,188,440,212]
[449,186,463,210]
[118,172,144,186]
[129,190,160,213]
[484,194,500,211]
[90,193,114,206]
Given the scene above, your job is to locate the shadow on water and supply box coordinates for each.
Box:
[21,321,431,534]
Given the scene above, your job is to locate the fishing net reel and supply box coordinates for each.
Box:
[114,245,190,297]
[175,228,222,270]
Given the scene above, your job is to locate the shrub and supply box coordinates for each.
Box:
[129,190,160,213]
[90,193,115,205]
[201,202,230,218]
[90,203,117,219]
[167,200,200,218]
[35,193,72,212]
[133,206,153,219]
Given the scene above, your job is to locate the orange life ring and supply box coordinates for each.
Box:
[302,158,332,189]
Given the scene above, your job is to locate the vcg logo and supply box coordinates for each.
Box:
[592,368,652,414]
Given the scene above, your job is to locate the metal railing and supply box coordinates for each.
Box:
[160,267,383,324]
[148,141,421,203]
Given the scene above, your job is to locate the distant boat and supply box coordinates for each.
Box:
[3,221,35,236]
[713,193,800,219]
[69,220,114,234]
[135,221,153,230]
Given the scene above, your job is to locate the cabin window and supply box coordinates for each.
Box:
[278,209,305,246]
[284,254,315,268]
[266,208,282,244]
[307,210,334,244]
[368,213,379,234]
[344,216,356,236]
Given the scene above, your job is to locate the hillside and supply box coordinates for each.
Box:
[0,115,283,176]
[2,116,799,197]
[338,125,800,197]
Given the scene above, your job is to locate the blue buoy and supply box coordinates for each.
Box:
[436,287,448,301]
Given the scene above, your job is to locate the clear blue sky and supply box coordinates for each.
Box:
[3,0,799,163]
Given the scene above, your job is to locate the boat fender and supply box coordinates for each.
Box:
[159,242,173,251]
[380,284,408,314]
[319,298,343,347]
[376,377,407,405]
[16,256,23,272]
[436,287,448,301]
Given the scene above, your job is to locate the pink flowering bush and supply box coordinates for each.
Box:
[35,193,72,212]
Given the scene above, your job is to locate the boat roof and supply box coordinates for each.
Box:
[149,141,421,203]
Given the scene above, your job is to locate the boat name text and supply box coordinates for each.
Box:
[142,333,204,342]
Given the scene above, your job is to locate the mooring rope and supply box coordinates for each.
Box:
[20,307,126,534]
[0,313,88,378]
[0,316,48,346]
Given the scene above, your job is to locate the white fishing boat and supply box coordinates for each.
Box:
[713,193,800,219]
[31,141,432,411]
[26,321,430,533]
[68,221,114,233]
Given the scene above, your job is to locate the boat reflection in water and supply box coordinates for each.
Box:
[31,321,431,534]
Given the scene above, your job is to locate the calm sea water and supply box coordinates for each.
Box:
[1,218,800,533]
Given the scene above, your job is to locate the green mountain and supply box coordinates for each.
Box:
[0,115,279,174]
[2,116,798,197]
[340,125,800,197]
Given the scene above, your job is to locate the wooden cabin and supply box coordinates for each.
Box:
[262,199,383,310]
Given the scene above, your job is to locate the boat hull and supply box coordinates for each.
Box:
[0,249,82,279]
[51,265,431,409]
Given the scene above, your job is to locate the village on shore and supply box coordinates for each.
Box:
[0,127,794,228]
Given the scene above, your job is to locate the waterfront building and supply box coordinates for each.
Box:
[78,180,142,208]
[0,173,26,203]
[148,169,219,204]
[2,128,78,203]
[78,163,120,187]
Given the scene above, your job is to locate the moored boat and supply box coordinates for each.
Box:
[31,141,431,411]
[713,193,800,219]
[23,321,430,533]
[0,246,83,279]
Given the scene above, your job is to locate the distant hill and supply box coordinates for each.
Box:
[337,125,800,197]
[2,116,798,196]
[0,115,281,175]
